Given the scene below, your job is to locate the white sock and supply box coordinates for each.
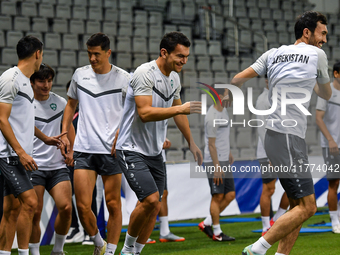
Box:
[18,249,29,255]
[203,215,212,226]
[0,251,11,254]
[90,231,104,247]
[159,216,170,236]
[261,216,270,231]
[29,243,40,255]
[273,207,287,222]
[252,237,271,254]
[52,233,67,252]
[122,232,137,253]
[135,242,145,254]
[104,243,117,255]
[275,253,286,255]
[212,224,222,236]
[330,210,340,227]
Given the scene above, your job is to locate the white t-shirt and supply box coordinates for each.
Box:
[116,60,181,156]
[316,83,340,147]
[251,43,330,139]
[33,92,67,170]
[67,65,129,154]
[203,105,230,162]
[0,67,34,157]
[255,88,270,159]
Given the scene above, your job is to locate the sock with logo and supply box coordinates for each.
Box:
[252,237,271,254]
[135,242,145,255]
[104,243,117,255]
[261,216,270,231]
[122,233,137,253]
[52,233,66,252]
[159,216,170,236]
[212,224,222,236]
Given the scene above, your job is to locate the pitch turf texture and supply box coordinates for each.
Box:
[17,209,337,254]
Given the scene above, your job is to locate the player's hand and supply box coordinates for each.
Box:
[163,138,171,149]
[213,170,223,185]
[222,90,233,107]
[190,143,203,166]
[64,149,74,167]
[181,101,202,115]
[60,135,71,156]
[111,130,119,157]
[44,132,67,146]
[18,151,38,171]
[329,140,339,156]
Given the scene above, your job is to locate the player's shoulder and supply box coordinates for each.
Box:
[0,67,20,84]
[111,65,131,81]
[49,91,67,105]
[73,65,92,77]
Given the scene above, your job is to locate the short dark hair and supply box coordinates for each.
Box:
[333,62,340,75]
[86,33,110,51]
[294,11,328,40]
[159,32,191,56]
[16,36,43,60]
[30,64,55,83]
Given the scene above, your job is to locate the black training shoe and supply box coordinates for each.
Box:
[212,232,235,241]
[198,221,213,238]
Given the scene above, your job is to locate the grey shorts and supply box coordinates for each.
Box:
[73,151,122,176]
[259,158,277,184]
[31,168,70,192]
[264,129,314,200]
[205,161,235,195]
[0,157,33,198]
[322,147,340,181]
[163,162,167,191]
[117,150,165,202]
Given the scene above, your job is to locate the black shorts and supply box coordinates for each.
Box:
[163,162,168,191]
[265,129,314,200]
[0,157,33,198]
[116,150,165,202]
[205,161,235,195]
[322,147,340,181]
[73,151,122,176]
[259,158,277,184]
[31,168,70,192]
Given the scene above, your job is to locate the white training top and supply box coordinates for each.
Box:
[251,43,330,139]
[255,88,270,159]
[116,60,181,156]
[204,105,230,162]
[67,65,129,154]
[316,83,340,148]
[33,92,67,171]
[0,67,34,157]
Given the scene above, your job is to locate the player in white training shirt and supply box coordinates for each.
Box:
[199,87,236,242]
[316,61,340,234]
[0,36,65,255]
[27,64,75,255]
[116,32,202,255]
[255,77,289,236]
[230,11,332,255]
[61,33,129,255]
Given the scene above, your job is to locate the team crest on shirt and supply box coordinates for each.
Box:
[50,103,57,111]
[170,79,173,88]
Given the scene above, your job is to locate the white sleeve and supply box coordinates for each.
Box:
[206,116,217,138]
[0,77,19,104]
[174,74,181,100]
[66,72,78,100]
[131,69,153,96]
[316,49,330,85]
[255,94,269,145]
[315,96,327,111]
[250,48,276,76]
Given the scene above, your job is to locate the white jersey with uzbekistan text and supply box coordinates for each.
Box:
[116,60,181,156]
[250,43,330,139]
[0,67,34,157]
[256,88,270,159]
[316,83,340,147]
[33,92,67,171]
[67,65,130,154]
[203,105,230,162]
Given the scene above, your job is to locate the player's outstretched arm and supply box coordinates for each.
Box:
[0,102,37,171]
[172,99,203,165]
[208,137,223,185]
[315,109,339,155]
[61,97,78,154]
[135,95,201,123]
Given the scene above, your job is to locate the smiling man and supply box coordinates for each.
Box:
[116,32,203,255]
[61,33,130,255]
[229,11,332,255]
